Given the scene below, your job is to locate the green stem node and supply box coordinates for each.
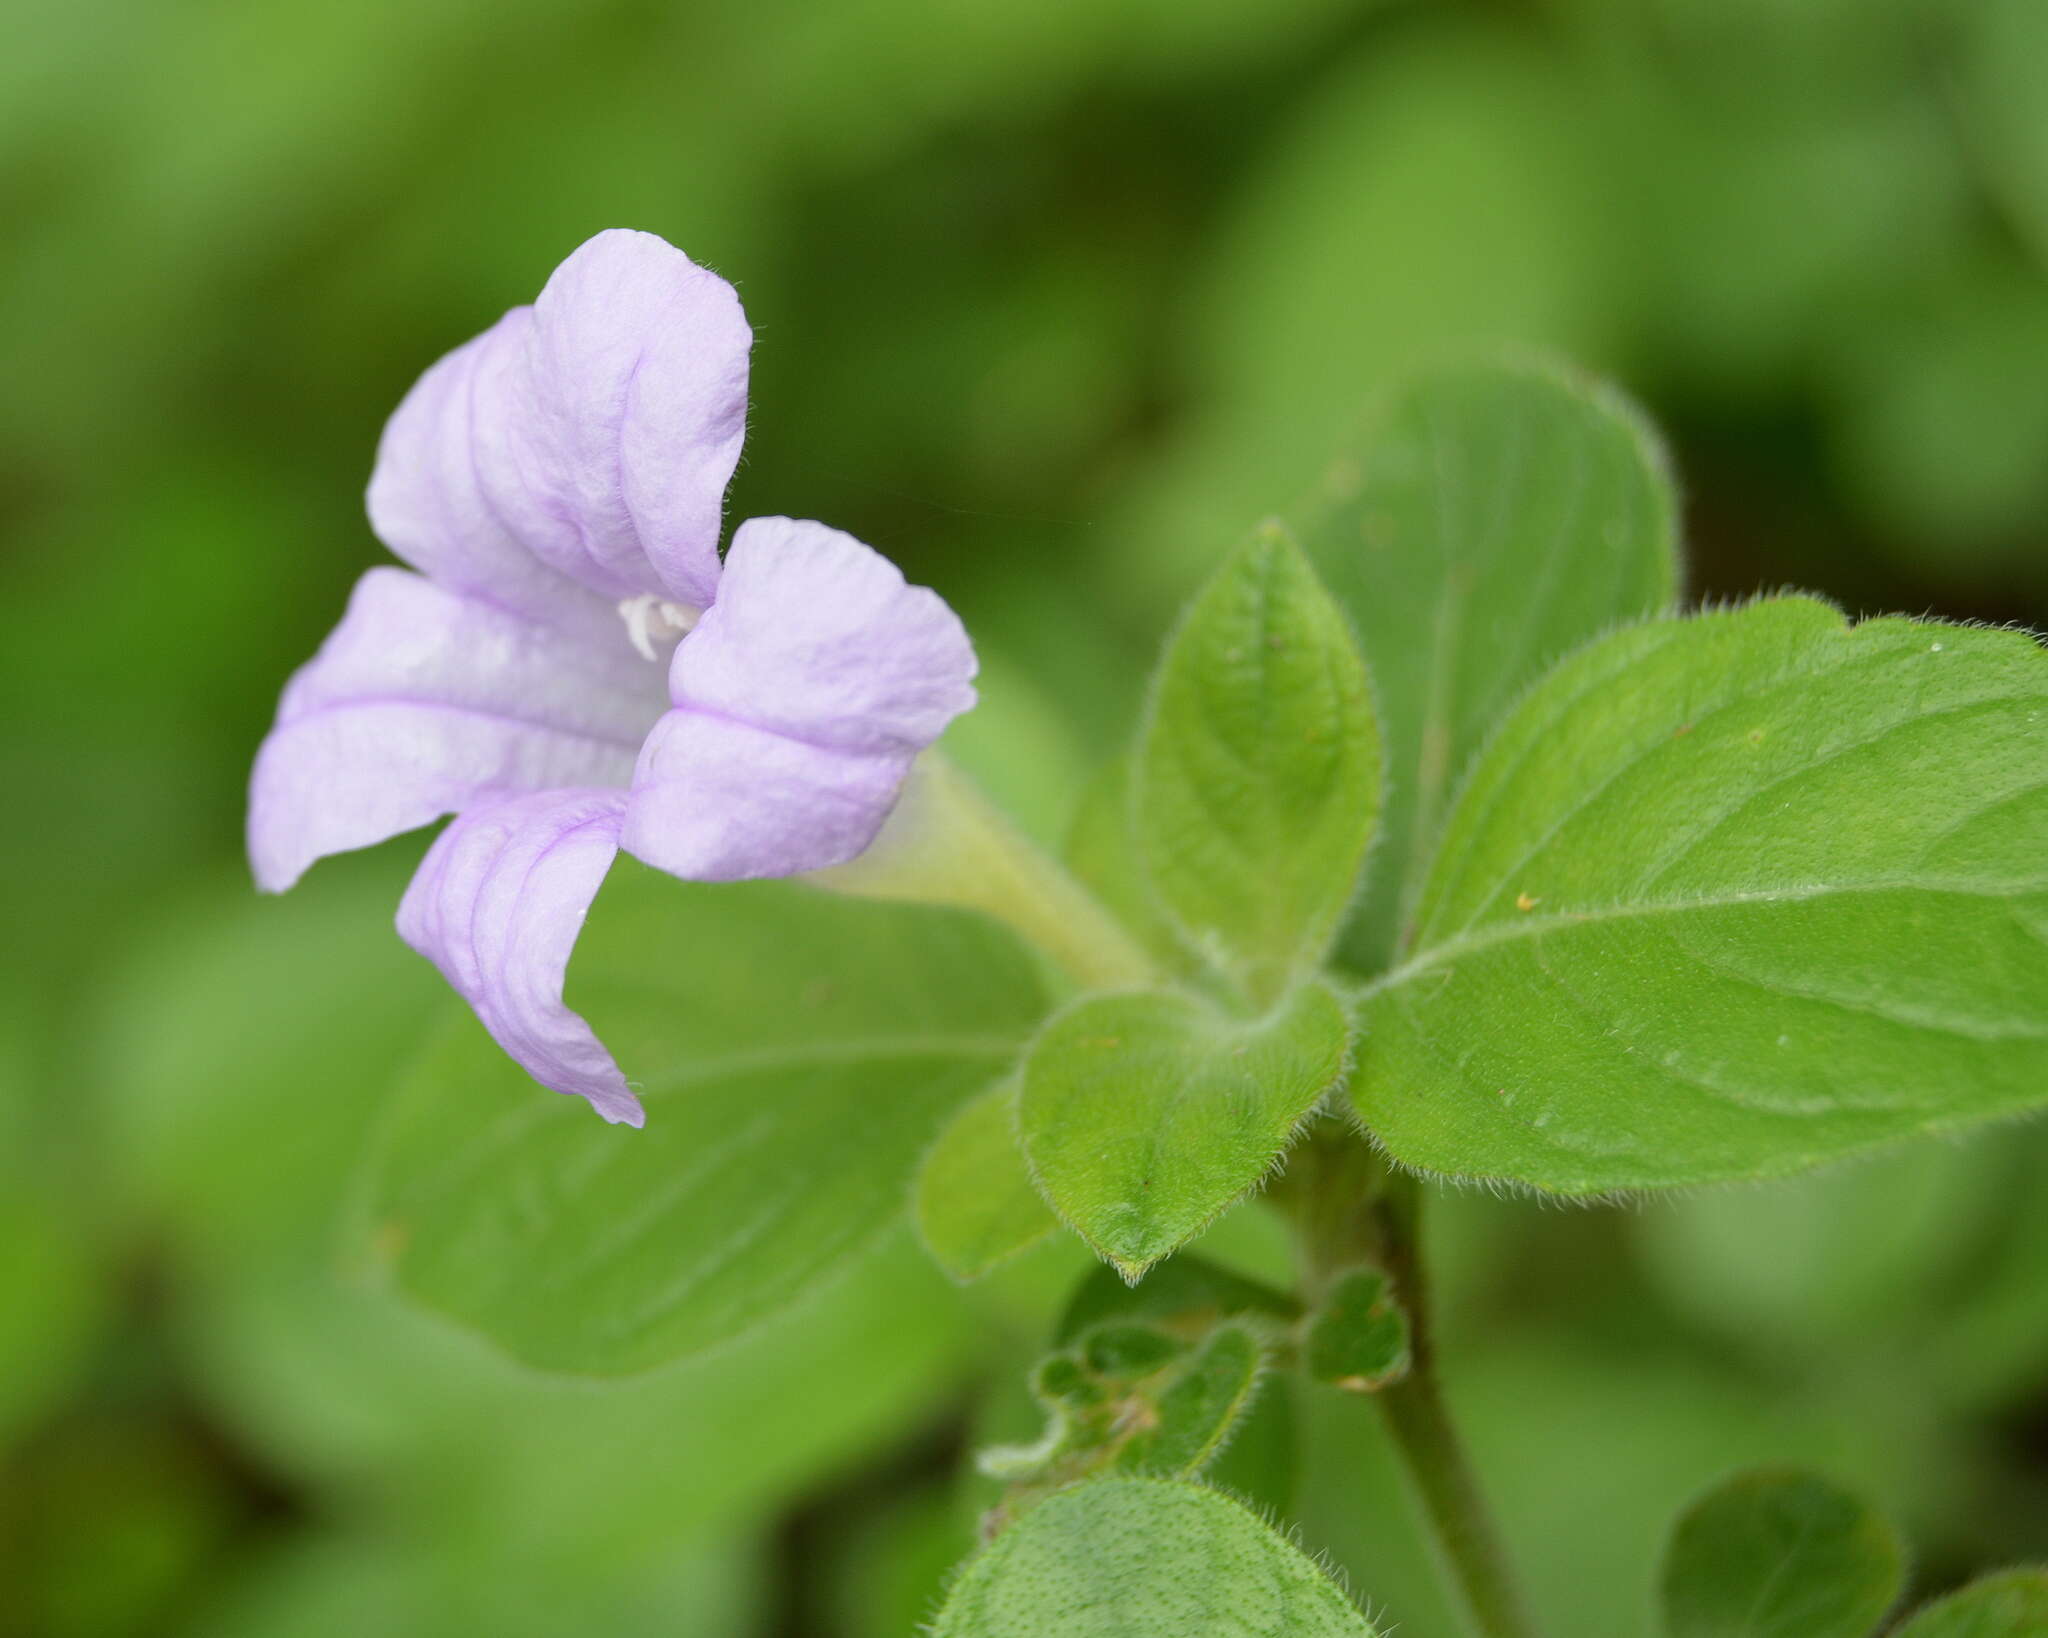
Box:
[1289,1136,1543,1638]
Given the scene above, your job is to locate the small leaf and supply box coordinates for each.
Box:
[1297,357,1678,972]
[1120,1323,1267,1477]
[1083,1323,1187,1378]
[915,1080,1056,1282]
[1020,981,1352,1277]
[1893,1568,2048,1638]
[1304,1267,1412,1392]
[1659,1468,1904,1638]
[1354,598,2048,1194]
[978,1321,1268,1505]
[1055,1252,1298,1346]
[366,871,1046,1373]
[931,1477,1380,1637]
[1135,524,1380,999]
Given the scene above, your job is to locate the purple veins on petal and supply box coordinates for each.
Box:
[367,228,751,614]
[622,516,978,883]
[251,229,981,1127]
[397,786,645,1127]
[248,567,666,893]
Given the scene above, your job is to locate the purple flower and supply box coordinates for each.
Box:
[249,230,976,1127]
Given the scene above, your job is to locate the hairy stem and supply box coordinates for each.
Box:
[1289,1137,1542,1638]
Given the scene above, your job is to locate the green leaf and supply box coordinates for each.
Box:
[1658,1468,1904,1638]
[1634,1142,2000,1357]
[915,1079,1057,1282]
[1020,981,1352,1277]
[1135,524,1380,999]
[1055,1252,1298,1345]
[99,853,444,1265]
[1125,1323,1266,1475]
[366,868,1046,1373]
[1354,597,2048,1193]
[1206,1369,1299,1520]
[1894,1569,2048,1638]
[1064,756,1190,976]
[1296,358,1677,972]
[981,1321,1270,1509]
[930,1477,1380,1637]
[1960,0,2048,274]
[1304,1267,1411,1392]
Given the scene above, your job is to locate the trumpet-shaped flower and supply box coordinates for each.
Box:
[249,230,976,1126]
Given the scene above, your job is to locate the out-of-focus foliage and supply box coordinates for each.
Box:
[1658,1468,1906,1638]
[6,0,2048,1632]
[369,873,1046,1372]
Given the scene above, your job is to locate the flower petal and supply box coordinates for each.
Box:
[626,713,917,881]
[672,516,978,752]
[622,518,977,880]
[367,229,749,613]
[398,787,643,1125]
[249,567,664,892]
[362,313,616,635]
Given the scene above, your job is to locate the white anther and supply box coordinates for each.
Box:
[617,594,702,662]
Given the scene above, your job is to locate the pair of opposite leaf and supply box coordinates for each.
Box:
[931,1461,2048,1638]
[248,229,977,1127]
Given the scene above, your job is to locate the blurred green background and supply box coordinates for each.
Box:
[5,0,2048,1632]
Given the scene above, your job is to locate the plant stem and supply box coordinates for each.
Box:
[1290,1141,1543,1638]
[810,754,1157,992]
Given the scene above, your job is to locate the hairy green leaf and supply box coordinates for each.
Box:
[915,1079,1056,1282]
[1659,1468,1904,1638]
[1021,982,1352,1277]
[931,1478,1379,1637]
[1304,1267,1411,1392]
[1894,1569,2048,1638]
[367,869,1045,1373]
[1297,358,1677,971]
[1122,1324,1267,1476]
[1055,1253,1298,1346]
[1136,525,1380,999]
[1354,597,2048,1193]
[981,1321,1269,1513]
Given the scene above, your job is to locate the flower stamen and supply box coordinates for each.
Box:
[617,594,702,662]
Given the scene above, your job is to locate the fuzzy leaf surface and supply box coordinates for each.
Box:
[1304,1267,1411,1392]
[1021,982,1351,1277]
[366,869,1045,1373]
[1297,359,1677,971]
[930,1477,1379,1637]
[1136,525,1379,999]
[1659,1468,1904,1638]
[1894,1569,2048,1638]
[981,1321,1268,1513]
[1354,598,2048,1193]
